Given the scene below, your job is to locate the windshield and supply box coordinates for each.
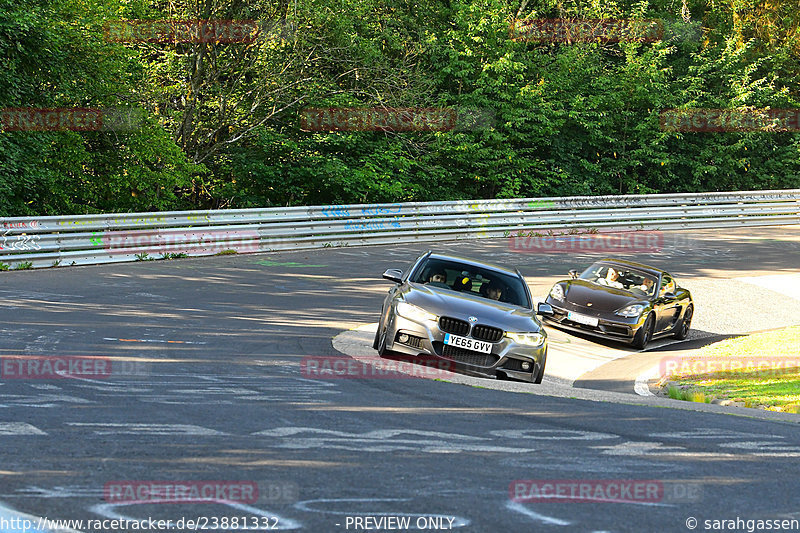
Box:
[411,258,531,308]
[579,262,658,297]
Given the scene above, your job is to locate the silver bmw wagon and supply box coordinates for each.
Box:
[373,251,554,383]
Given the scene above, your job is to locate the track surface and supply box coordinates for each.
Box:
[1,228,799,533]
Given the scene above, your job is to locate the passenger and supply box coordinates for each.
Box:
[601,267,624,289]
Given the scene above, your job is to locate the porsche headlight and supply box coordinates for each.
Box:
[616,304,645,318]
[506,332,546,347]
[549,284,564,301]
[396,301,438,323]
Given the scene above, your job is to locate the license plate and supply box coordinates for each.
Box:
[567,311,599,327]
[443,334,493,354]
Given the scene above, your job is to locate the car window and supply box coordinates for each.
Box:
[660,274,675,295]
[411,258,530,307]
[580,262,657,296]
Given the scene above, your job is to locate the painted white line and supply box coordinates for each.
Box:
[103,338,207,345]
[596,441,686,456]
[0,423,46,435]
[505,500,571,526]
[648,429,782,440]
[252,426,534,453]
[65,423,226,436]
[737,273,800,302]
[490,429,616,441]
[634,364,660,396]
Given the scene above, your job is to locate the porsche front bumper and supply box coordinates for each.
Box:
[543,299,647,344]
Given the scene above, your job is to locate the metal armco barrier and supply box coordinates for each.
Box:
[1,189,799,269]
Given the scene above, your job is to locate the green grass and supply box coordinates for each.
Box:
[665,326,800,412]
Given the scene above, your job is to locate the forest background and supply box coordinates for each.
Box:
[1,0,798,216]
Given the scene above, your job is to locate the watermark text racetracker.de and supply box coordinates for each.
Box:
[660,108,800,132]
[510,479,702,504]
[301,355,456,380]
[299,107,495,132]
[104,480,259,504]
[1,107,144,132]
[509,231,663,254]
[0,516,284,532]
[102,228,261,256]
[660,356,800,378]
[103,19,294,43]
[509,18,701,43]
[1,356,112,379]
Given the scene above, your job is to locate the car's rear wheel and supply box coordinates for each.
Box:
[673,305,693,340]
[633,313,654,350]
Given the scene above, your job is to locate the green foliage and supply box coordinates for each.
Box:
[1,0,798,216]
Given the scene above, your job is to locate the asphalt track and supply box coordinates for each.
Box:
[1,227,799,533]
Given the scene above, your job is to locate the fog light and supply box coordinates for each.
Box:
[398,334,409,344]
[521,362,531,371]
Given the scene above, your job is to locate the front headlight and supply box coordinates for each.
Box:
[396,301,438,323]
[549,284,564,301]
[616,304,645,318]
[506,332,546,347]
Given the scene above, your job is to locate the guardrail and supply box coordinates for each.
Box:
[2,189,799,269]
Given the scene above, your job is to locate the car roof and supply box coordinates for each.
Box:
[595,258,666,276]
[427,252,520,277]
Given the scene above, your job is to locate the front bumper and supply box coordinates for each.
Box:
[542,298,646,344]
[383,313,546,383]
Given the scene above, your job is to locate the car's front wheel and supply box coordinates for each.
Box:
[633,313,654,350]
[376,324,389,357]
[673,305,693,340]
[372,323,381,350]
[533,353,547,384]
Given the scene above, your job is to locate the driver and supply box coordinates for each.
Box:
[428,269,447,284]
[485,280,503,301]
[638,277,655,294]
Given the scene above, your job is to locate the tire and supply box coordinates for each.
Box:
[633,313,654,350]
[533,354,546,384]
[376,324,389,357]
[373,306,386,350]
[372,323,381,350]
[673,305,693,340]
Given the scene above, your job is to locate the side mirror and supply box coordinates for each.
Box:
[537,303,554,317]
[568,269,579,279]
[382,268,403,284]
[663,291,676,300]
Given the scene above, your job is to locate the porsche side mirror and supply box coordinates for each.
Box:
[537,303,554,316]
[568,269,579,279]
[382,269,403,284]
[663,291,676,300]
